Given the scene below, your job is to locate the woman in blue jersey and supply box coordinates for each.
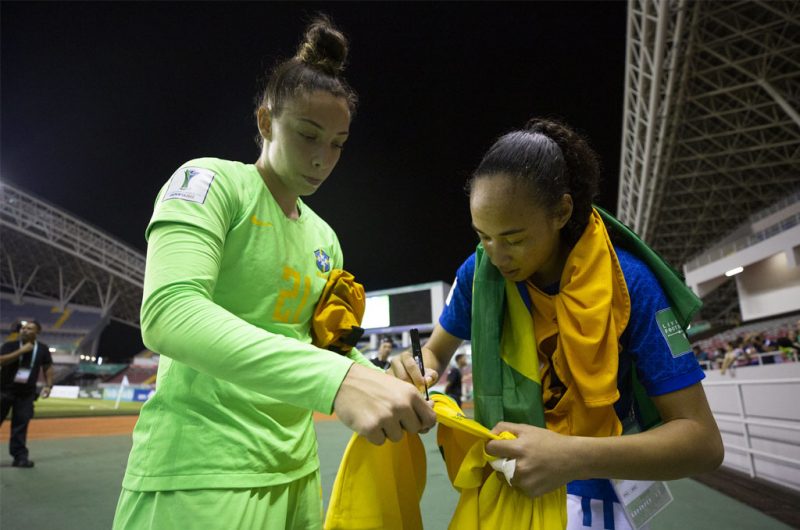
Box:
[391,118,723,529]
[114,16,435,530]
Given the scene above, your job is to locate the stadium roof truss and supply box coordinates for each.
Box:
[618,0,800,323]
[0,181,145,327]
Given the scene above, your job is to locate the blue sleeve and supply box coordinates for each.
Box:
[438,254,475,341]
[617,249,705,396]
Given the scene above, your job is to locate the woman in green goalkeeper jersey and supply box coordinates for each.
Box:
[113,15,436,530]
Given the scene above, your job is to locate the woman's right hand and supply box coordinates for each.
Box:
[333,362,436,445]
[387,325,463,392]
[387,350,438,392]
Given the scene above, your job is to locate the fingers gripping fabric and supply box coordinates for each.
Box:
[324,393,567,529]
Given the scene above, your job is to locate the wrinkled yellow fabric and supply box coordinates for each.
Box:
[434,394,567,530]
[324,394,566,529]
[527,209,630,437]
[324,432,426,530]
[312,269,366,354]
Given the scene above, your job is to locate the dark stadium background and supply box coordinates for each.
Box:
[1,2,626,359]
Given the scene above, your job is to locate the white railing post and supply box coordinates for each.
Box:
[705,378,800,488]
[734,382,756,478]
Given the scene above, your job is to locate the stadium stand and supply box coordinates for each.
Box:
[697,314,799,349]
[1,293,105,354]
[618,0,800,326]
[694,313,800,371]
[0,293,124,389]
[58,363,129,386]
[0,181,145,332]
[106,365,157,385]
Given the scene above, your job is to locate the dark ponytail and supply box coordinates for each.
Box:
[255,15,358,146]
[468,118,600,247]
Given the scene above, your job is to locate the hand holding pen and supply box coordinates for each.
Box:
[385,329,438,400]
[410,328,429,400]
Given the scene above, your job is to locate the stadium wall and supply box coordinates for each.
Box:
[736,252,800,321]
[704,363,800,493]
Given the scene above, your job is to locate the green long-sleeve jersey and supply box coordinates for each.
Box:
[122,158,372,491]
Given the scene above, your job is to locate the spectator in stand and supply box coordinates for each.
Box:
[750,333,766,353]
[370,337,394,370]
[0,320,54,468]
[760,339,780,364]
[692,345,709,370]
[709,347,724,370]
[776,329,800,360]
[720,341,743,375]
[739,346,759,367]
[444,353,468,406]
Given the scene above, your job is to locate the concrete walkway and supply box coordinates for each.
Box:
[0,420,793,529]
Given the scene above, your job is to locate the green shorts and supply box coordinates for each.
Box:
[113,470,323,530]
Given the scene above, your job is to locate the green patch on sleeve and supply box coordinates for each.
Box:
[655,308,692,357]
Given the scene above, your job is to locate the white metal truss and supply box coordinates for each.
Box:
[0,180,144,326]
[618,0,800,323]
[618,0,693,237]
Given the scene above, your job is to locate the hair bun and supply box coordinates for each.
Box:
[525,118,563,139]
[296,15,349,76]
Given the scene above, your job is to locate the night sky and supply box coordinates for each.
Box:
[2,2,627,352]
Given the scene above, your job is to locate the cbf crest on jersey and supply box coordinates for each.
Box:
[315,249,331,273]
[163,167,215,204]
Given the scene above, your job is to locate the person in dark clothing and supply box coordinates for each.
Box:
[776,329,800,358]
[370,337,394,370]
[445,353,468,406]
[1,320,54,468]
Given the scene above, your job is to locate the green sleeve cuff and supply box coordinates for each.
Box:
[346,347,383,372]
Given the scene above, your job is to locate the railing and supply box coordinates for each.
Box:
[703,378,800,484]
[748,189,800,225]
[700,350,799,370]
[684,189,800,271]
[684,210,800,272]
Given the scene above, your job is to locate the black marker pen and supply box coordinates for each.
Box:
[410,328,429,400]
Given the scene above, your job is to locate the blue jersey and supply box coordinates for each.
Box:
[440,247,703,399]
[439,246,705,506]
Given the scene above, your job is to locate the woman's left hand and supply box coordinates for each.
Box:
[485,421,577,498]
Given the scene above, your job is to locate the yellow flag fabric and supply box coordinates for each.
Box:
[323,431,426,530]
[311,269,366,354]
[527,209,631,437]
[434,394,567,530]
[324,394,566,529]
[500,280,542,385]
